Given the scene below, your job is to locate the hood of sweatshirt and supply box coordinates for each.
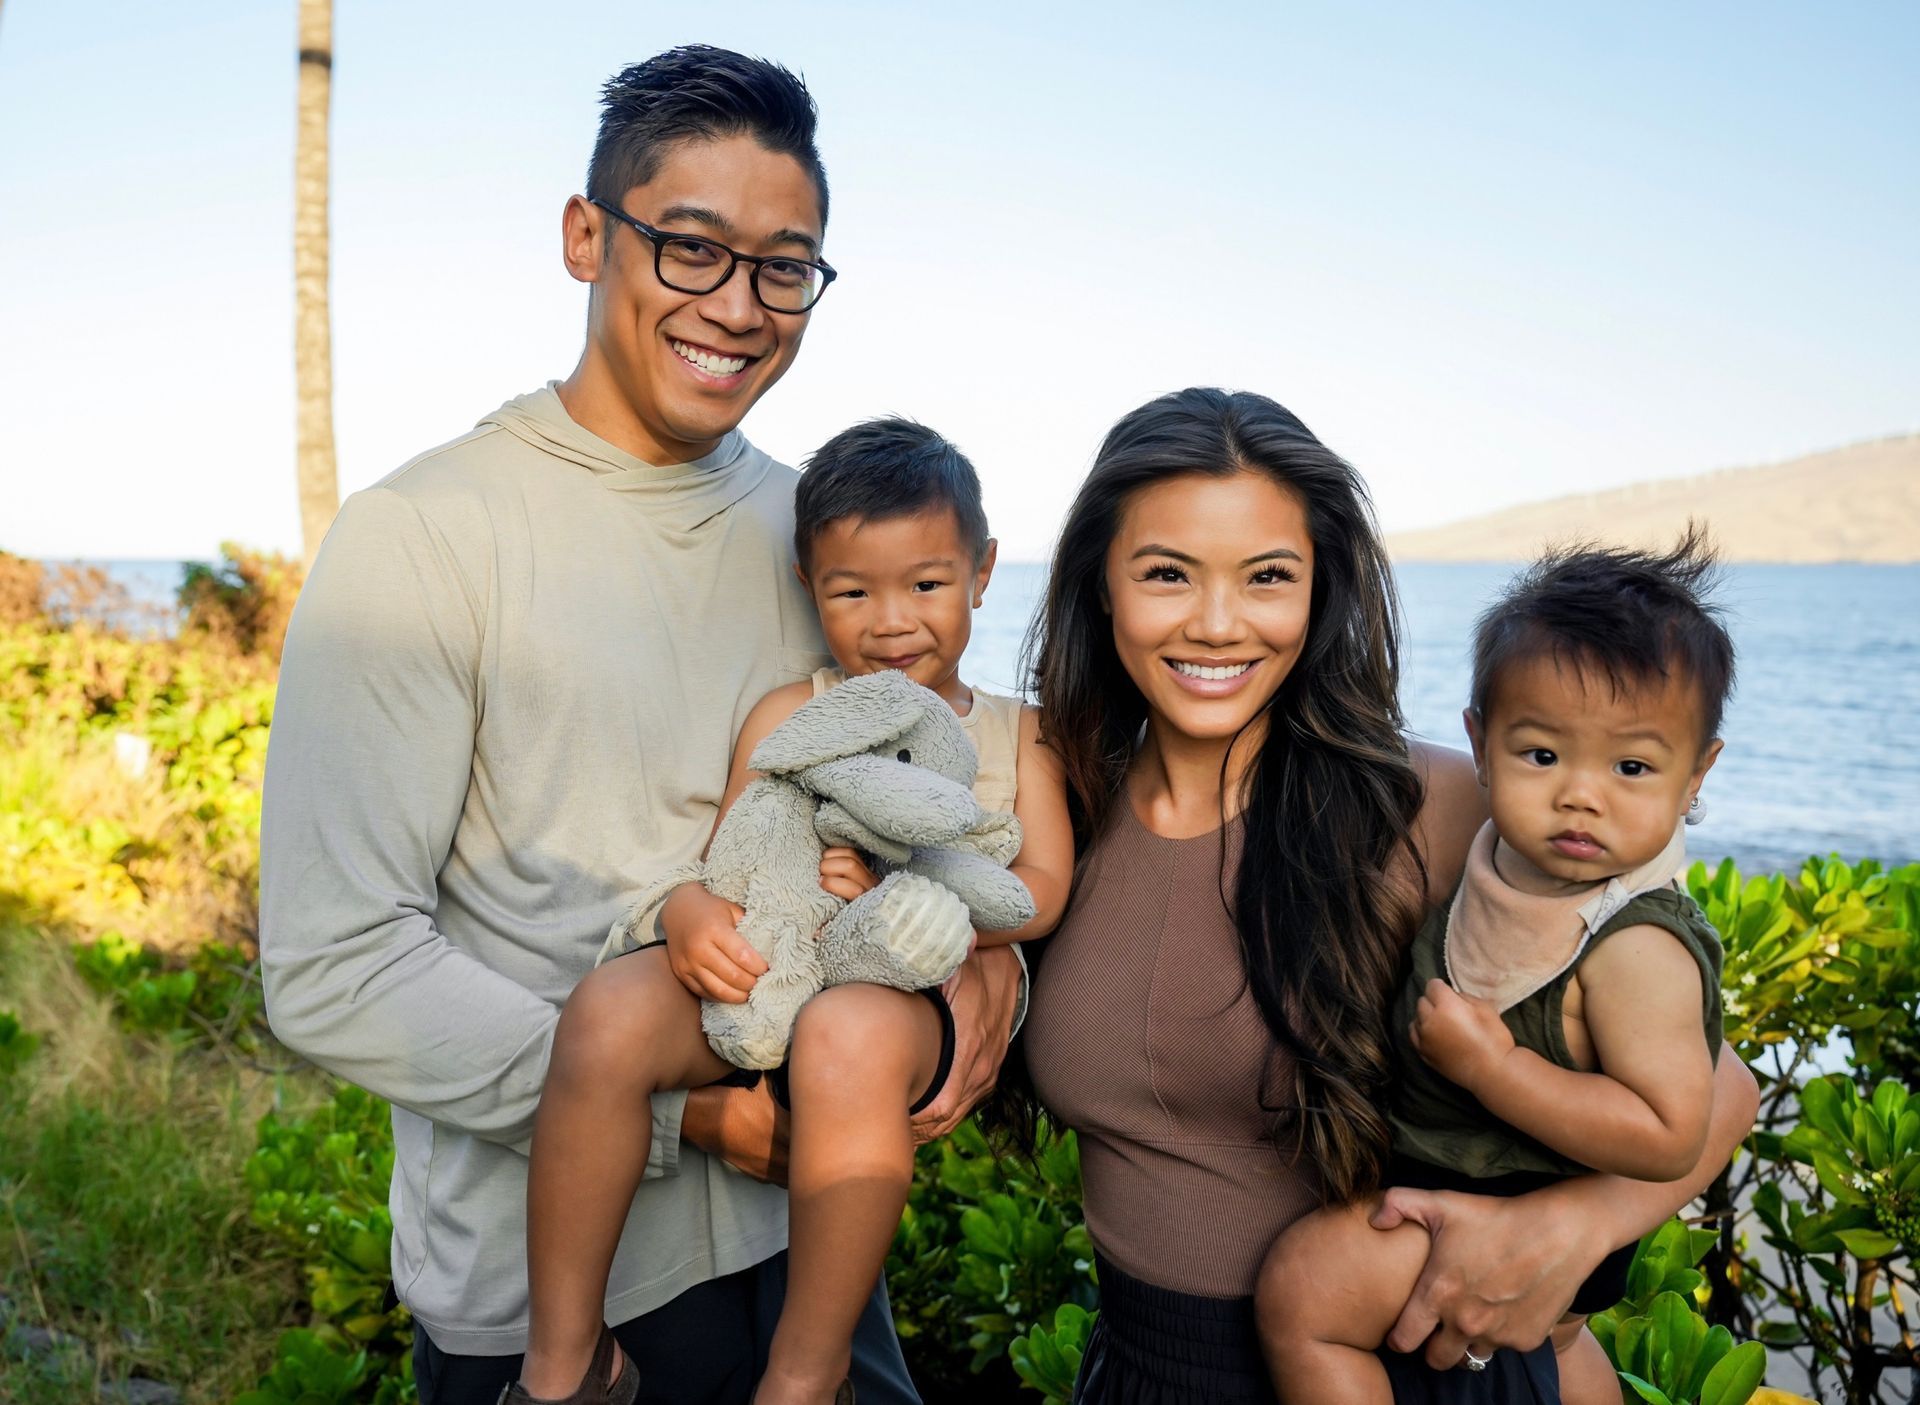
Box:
[479,383,772,532]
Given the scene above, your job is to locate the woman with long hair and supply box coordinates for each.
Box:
[1018,387,1757,1403]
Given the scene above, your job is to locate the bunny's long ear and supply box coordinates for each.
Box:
[749,670,930,774]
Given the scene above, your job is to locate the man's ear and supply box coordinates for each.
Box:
[561,194,607,286]
[1462,707,1489,787]
[792,559,810,592]
[972,539,998,607]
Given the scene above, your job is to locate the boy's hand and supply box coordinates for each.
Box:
[661,886,767,1003]
[818,846,880,903]
[1410,979,1515,1094]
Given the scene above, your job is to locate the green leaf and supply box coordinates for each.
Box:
[1619,1372,1677,1405]
[1833,1228,1900,1258]
[1698,1340,1766,1405]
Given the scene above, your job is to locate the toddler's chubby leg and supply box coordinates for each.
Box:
[1550,1315,1617,1405]
[759,983,944,1405]
[522,949,735,1399]
[1256,1197,1432,1405]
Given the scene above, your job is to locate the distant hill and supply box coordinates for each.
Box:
[1387,435,1920,563]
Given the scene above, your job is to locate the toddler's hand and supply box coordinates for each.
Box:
[1410,979,1515,1094]
[818,846,880,903]
[663,889,766,1003]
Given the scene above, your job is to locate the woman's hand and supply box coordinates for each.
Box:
[818,846,880,903]
[1371,1181,1600,1367]
[661,883,768,1003]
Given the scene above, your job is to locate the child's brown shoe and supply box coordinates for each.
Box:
[495,1325,637,1405]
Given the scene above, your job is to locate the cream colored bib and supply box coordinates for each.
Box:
[1443,820,1688,1012]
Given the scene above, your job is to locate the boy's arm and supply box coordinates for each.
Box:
[1410,924,1714,1181]
[1379,1041,1756,1366]
[260,490,679,1168]
[659,682,811,1000]
[976,705,1074,946]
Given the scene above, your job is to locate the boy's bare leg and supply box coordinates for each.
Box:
[1550,1316,1617,1405]
[756,983,943,1405]
[521,949,734,1398]
[1256,1197,1433,1405]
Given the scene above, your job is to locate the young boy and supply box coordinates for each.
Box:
[510,419,1073,1405]
[1256,532,1734,1404]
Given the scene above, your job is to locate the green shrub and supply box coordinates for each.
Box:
[886,1120,1095,1398]
[1592,1220,1768,1405]
[73,928,264,1047]
[1009,1302,1093,1405]
[245,1085,411,1364]
[234,1327,414,1405]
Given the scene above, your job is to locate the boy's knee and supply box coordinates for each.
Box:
[1255,1227,1316,1338]
[1255,1203,1367,1341]
[788,984,926,1094]
[553,959,676,1081]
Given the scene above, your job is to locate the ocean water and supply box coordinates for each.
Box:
[94,559,1919,876]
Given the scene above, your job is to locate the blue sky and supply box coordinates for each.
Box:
[1,1,1914,560]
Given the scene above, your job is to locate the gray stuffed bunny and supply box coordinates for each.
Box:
[607,669,1036,1070]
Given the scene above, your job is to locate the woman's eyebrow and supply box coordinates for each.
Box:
[1129,544,1304,565]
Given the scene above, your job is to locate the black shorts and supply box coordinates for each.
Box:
[716,985,957,1116]
[1074,1252,1560,1404]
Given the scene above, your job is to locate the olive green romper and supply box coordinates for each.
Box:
[1384,884,1725,1312]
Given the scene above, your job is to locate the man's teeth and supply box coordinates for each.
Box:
[672,340,747,376]
[1172,661,1251,681]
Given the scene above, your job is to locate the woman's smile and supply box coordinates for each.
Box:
[1162,656,1261,696]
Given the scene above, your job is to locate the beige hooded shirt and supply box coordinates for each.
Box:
[260,385,834,1353]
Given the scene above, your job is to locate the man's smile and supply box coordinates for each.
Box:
[669,337,757,382]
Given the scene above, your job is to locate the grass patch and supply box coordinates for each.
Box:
[0,922,322,1402]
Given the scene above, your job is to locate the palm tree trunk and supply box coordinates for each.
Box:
[295,0,338,573]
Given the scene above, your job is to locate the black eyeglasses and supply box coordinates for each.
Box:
[590,198,837,314]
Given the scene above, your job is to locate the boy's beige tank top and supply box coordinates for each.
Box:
[808,667,1023,813]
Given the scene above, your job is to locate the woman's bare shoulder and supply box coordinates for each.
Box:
[1404,739,1487,908]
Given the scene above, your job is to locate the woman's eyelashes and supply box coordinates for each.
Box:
[1137,561,1298,585]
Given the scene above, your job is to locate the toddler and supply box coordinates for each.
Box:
[1257,532,1734,1404]
[508,418,1073,1405]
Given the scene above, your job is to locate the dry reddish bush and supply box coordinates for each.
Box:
[0,550,47,624]
[179,544,304,661]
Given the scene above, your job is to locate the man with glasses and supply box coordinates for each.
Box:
[260,46,1021,1404]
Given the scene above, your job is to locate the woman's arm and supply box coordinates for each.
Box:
[1373,1041,1759,1367]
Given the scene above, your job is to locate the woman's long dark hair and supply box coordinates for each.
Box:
[1024,387,1425,1203]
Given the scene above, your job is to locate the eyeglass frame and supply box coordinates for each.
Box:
[588,198,838,313]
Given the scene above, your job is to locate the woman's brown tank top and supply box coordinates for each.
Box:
[1024,802,1321,1298]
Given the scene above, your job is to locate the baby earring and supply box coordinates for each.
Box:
[1684,793,1707,826]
